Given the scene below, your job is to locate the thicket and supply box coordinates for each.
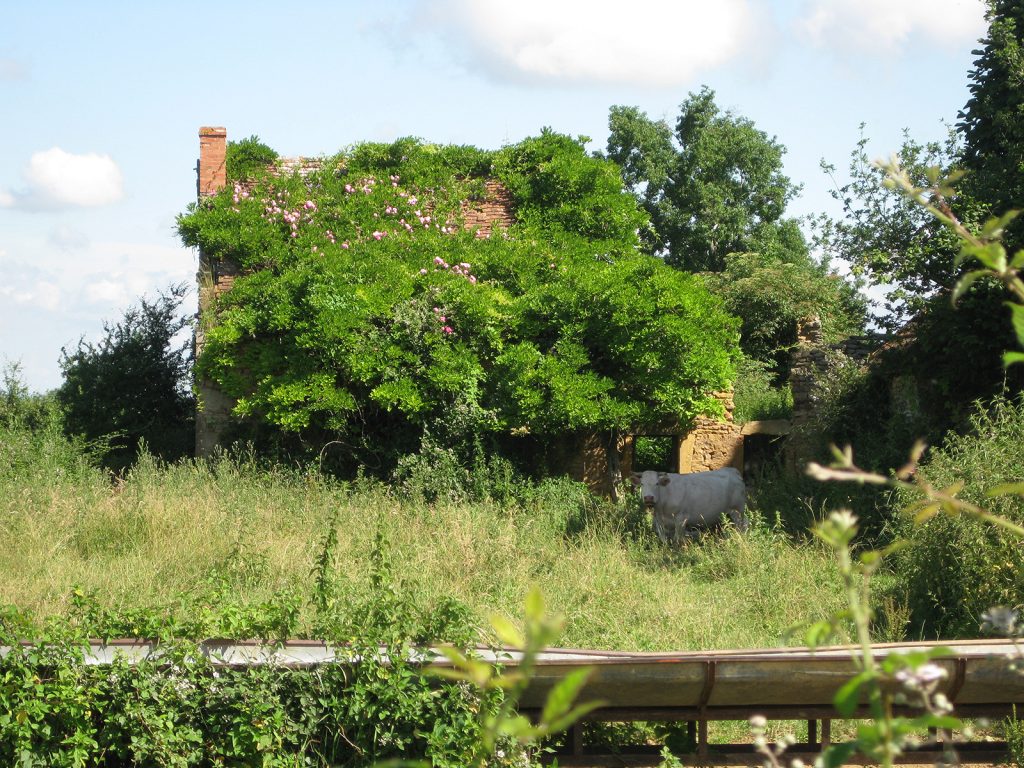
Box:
[816,0,1024,464]
[178,131,739,479]
[891,395,1024,637]
[57,285,195,473]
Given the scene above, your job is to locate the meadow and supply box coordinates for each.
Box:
[1,427,849,652]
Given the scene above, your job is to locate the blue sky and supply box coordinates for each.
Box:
[1,0,987,392]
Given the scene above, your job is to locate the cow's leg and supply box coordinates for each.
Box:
[677,520,697,544]
[729,507,750,534]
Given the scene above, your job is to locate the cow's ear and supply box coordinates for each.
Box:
[629,472,642,486]
[657,473,671,486]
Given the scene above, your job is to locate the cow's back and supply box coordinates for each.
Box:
[670,468,745,526]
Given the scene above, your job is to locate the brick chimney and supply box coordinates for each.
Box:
[197,126,227,197]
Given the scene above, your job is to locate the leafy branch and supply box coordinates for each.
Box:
[880,158,1024,366]
[429,586,604,767]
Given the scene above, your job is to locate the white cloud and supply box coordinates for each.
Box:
[0,279,61,311]
[797,0,987,53]
[426,0,764,87]
[1,148,124,211]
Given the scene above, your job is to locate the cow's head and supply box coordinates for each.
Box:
[630,470,671,508]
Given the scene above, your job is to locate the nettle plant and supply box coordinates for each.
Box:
[178,132,739,470]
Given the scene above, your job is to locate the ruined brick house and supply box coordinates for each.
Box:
[191,126,747,493]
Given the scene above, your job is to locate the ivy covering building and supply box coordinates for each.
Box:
[178,128,740,481]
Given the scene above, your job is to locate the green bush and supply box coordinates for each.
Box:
[732,356,793,423]
[178,133,739,478]
[57,284,195,473]
[892,395,1024,636]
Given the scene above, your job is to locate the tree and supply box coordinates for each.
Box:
[959,0,1024,250]
[606,87,801,272]
[58,284,195,471]
[704,251,868,379]
[607,93,866,378]
[177,133,739,476]
[817,128,969,326]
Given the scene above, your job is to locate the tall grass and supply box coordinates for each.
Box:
[0,425,847,650]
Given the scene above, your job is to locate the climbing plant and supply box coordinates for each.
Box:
[178,131,739,473]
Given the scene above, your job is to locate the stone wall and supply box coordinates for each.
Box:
[678,391,744,473]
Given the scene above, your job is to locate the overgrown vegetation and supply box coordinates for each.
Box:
[0,385,850,764]
[57,284,195,473]
[178,130,739,479]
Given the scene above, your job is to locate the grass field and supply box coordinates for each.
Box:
[1,439,850,651]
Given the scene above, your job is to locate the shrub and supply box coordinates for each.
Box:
[732,356,793,423]
[57,284,195,472]
[892,395,1024,636]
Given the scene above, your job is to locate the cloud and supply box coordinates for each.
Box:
[49,224,90,251]
[0,279,61,312]
[1,148,124,211]
[424,0,764,87]
[0,57,28,82]
[796,0,987,53]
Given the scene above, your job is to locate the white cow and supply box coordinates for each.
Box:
[630,468,748,543]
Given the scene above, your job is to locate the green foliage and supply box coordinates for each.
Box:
[606,93,865,383]
[225,135,279,182]
[178,133,738,475]
[57,284,195,472]
[606,88,801,273]
[632,436,675,471]
[704,250,867,376]
[818,128,969,325]
[731,356,793,423]
[891,395,1024,636]
[959,0,1024,253]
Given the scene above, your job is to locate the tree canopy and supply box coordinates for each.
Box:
[178,132,739,472]
[959,0,1024,250]
[606,90,866,376]
[58,285,195,471]
[606,87,800,273]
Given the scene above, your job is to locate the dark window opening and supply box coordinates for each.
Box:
[632,435,676,473]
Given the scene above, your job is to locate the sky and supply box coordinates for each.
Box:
[1,0,989,392]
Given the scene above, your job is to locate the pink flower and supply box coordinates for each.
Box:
[304,200,317,210]
[434,256,444,265]
[419,268,428,275]
[442,326,453,334]
[469,275,477,284]
[342,241,350,249]
[344,184,354,194]
[372,231,385,240]
[439,316,446,323]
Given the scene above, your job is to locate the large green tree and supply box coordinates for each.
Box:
[178,132,739,475]
[959,0,1024,250]
[606,87,800,272]
[817,129,968,326]
[607,91,866,378]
